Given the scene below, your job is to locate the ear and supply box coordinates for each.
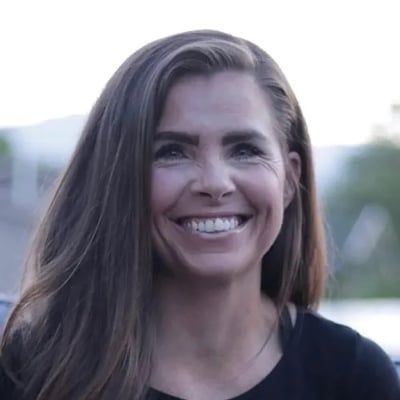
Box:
[284,151,301,208]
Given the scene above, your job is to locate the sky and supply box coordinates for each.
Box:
[1,0,400,146]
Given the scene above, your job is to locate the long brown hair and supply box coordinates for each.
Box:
[1,30,327,399]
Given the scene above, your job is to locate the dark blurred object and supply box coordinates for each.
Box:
[395,361,400,378]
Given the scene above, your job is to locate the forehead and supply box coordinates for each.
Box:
[157,71,277,142]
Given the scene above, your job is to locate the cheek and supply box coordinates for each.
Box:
[151,167,191,268]
[151,167,189,216]
[241,167,285,213]
[241,168,286,256]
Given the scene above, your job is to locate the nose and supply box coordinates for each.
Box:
[190,161,235,201]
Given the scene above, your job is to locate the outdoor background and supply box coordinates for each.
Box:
[1,0,399,359]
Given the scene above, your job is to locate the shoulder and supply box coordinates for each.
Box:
[346,334,400,399]
[297,307,360,349]
[294,307,400,399]
[0,356,17,399]
[0,327,26,399]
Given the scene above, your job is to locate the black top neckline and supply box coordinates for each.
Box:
[150,305,304,400]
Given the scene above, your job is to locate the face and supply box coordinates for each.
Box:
[151,71,298,282]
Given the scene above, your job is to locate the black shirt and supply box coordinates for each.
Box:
[149,309,400,400]
[1,308,399,399]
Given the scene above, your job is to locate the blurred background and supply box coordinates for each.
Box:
[0,0,399,363]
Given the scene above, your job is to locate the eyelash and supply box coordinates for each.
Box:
[154,143,185,161]
[153,143,264,162]
[231,143,264,159]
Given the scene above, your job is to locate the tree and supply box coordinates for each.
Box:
[0,130,10,157]
[323,138,400,298]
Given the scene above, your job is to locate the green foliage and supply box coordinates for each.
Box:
[323,138,400,299]
[0,130,10,157]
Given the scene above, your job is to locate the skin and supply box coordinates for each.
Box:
[150,71,300,399]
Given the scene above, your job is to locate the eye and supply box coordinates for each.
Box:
[154,143,186,161]
[231,143,264,160]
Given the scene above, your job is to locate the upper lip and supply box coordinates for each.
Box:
[172,212,253,221]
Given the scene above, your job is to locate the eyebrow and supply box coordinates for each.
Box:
[154,131,199,145]
[154,129,268,146]
[221,130,267,146]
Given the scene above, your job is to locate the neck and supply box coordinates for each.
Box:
[152,270,277,379]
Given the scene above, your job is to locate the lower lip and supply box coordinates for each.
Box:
[173,218,252,239]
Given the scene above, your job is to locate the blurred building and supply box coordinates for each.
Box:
[0,116,84,294]
[371,101,400,143]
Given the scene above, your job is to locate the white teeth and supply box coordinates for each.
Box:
[223,219,230,230]
[215,218,225,231]
[205,220,214,232]
[183,216,244,233]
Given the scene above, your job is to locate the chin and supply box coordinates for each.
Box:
[174,253,260,282]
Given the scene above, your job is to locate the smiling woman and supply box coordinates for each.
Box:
[151,72,298,283]
[1,30,399,400]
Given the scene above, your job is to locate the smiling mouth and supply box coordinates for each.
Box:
[173,215,252,234]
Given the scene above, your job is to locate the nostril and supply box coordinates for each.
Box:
[197,190,234,202]
[190,171,235,200]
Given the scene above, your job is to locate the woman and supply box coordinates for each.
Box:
[1,30,399,400]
